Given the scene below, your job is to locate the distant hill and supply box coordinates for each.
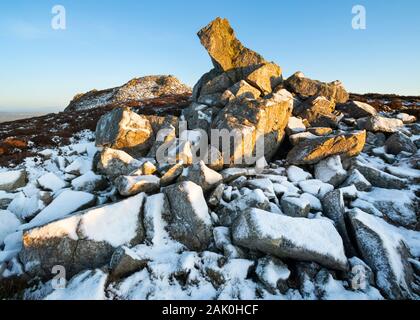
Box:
[0,112,49,123]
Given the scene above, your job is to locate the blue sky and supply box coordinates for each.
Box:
[0,0,419,111]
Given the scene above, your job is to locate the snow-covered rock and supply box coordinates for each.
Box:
[357,116,404,133]
[336,101,377,119]
[64,157,92,176]
[163,182,213,251]
[71,171,107,192]
[96,148,143,179]
[109,246,148,279]
[37,173,66,192]
[179,161,222,192]
[281,196,311,218]
[289,131,318,146]
[385,132,417,155]
[213,226,244,259]
[341,169,372,191]
[218,188,269,226]
[7,192,45,220]
[396,113,416,124]
[298,179,334,198]
[220,168,248,184]
[357,188,418,229]
[245,178,276,199]
[0,210,21,246]
[23,190,96,229]
[115,175,160,196]
[314,156,347,187]
[256,256,291,294]
[143,193,171,245]
[0,170,27,192]
[232,208,348,271]
[353,160,407,189]
[347,208,415,299]
[45,269,108,300]
[160,162,184,187]
[322,190,357,256]
[20,193,146,278]
[287,166,312,183]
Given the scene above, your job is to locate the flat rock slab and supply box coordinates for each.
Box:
[232,208,348,271]
[287,131,366,165]
[20,193,146,278]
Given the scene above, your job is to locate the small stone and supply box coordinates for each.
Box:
[115,175,160,196]
[281,196,311,218]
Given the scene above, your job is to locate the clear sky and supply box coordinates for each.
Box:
[0,0,419,111]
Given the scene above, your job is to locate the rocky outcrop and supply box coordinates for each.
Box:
[65,75,191,112]
[192,18,282,105]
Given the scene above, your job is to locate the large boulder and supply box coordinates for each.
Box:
[163,181,213,251]
[347,208,415,299]
[65,75,191,112]
[212,93,293,165]
[232,208,348,271]
[336,101,378,119]
[20,194,146,278]
[95,107,153,158]
[286,131,366,165]
[285,72,349,103]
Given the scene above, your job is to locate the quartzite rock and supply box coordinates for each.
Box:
[287,131,366,165]
[95,107,153,158]
[285,72,349,104]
